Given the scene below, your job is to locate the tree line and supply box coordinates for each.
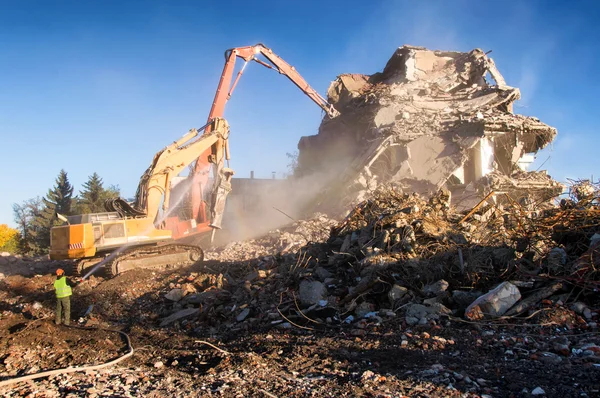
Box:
[10,170,120,255]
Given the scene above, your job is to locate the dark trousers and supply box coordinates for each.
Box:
[56,296,71,325]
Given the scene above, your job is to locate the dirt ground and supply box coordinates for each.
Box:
[0,263,598,398]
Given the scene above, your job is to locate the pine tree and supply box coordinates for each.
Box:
[29,170,74,253]
[76,173,104,213]
[73,173,120,214]
[54,169,74,215]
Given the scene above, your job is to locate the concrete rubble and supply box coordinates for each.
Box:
[105,180,599,338]
[205,213,337,262]
[1,177,599,398]
[297,45,563,210]
[0,252,63,277]
[464,281,521,320]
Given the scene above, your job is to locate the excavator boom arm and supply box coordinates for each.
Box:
[206,43,339,123]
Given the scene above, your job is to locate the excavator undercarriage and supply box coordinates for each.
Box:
[73,243,204,278]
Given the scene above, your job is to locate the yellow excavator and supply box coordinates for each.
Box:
[49,43,339,278]
[49,118,233,277]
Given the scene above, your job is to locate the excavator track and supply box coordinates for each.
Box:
[72,258,104,277]
[71,244,203,278]
[107,244,203,277]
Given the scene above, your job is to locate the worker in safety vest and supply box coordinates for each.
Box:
[53,268,78,325]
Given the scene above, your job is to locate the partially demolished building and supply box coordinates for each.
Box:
[297,45,562,209]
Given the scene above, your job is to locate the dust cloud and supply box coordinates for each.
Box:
[217,161,349,244]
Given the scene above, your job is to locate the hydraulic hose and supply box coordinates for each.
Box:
[0,324,134,388]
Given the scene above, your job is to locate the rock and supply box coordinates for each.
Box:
[547,247,567,273]
[539,351,563,364]
[245,271,259,282]
[0,272,5,280]
[298,280,326,306]
[429,303,451,316]
[465,282,521,320]
[236,308,250,322]
[451,290,481,308]
[572,302,587,315]
[165,288,184,302]
[361,370,375,380]
[314,267,333,281]
[181,283,196,296]
[355,302,375,318]
[351,328,367,337]
[340,235,352,252]
[0,252,10,257]
[405,303,450,325]
[531,386,545,395]
[580,343,600,351]
[388,284,408,304]
[159,308,200,326]
[32,302,43,310]
[423,296,443,306]
[154,361,164,369]
[583,307,593,320]
[423,280,449,296]
[590,233,600,247]
[0,257,8,266]
[406,304,429,320]
[552,337,570,356]
[323,277,338,286]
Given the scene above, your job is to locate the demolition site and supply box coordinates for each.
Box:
[1,44,599,398]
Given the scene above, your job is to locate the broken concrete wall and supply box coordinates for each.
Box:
[297,45,561,211]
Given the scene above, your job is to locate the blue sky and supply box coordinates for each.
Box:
[1,0,599,227]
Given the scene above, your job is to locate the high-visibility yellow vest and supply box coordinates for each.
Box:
[54,276,72,298]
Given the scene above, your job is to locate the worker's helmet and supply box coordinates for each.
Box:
[56,268,64,276]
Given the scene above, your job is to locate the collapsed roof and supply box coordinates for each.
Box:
[297,45,562,209]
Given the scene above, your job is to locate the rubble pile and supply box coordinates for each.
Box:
[2,183,600,396]
[205,213,337,262]
[0,252,62,278]
[122,181,600,337]
[297,45,563,211]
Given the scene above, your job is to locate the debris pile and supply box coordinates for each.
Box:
[205,213,337,262]
[296,45,563,211]
[0,252,62,278]
[125,180,600,337]
[2,181,600,396]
